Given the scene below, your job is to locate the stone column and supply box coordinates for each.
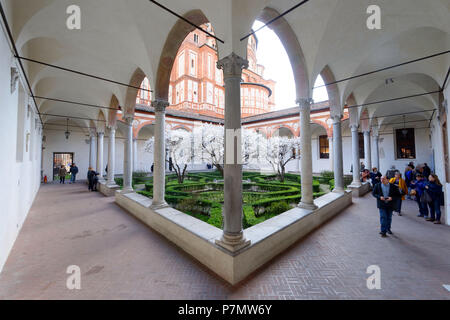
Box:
[151,100,169,208]
[298,98,318,210]
[215,52,250,252]
[133,138,138,172]
[107,126,116,186]
[97,132,104,179]
[350,124,361,186]
[89,134,96,169]
[364,130,372,170]
[123,114,134,193]
[373,130,380,171]
[332,115,344,192]
[328,136,334,171]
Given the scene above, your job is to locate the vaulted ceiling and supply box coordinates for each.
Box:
[2,0,449,135]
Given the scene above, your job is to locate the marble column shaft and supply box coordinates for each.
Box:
[123,115,134,192]
[298,98,317,209]
[332,115,344,192]
[107,126,116,186]
[151,100,169,208]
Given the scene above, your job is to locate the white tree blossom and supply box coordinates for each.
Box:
[145,129,193,183]
[262,135,301,182]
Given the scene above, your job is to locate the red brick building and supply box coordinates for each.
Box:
[136,23,276,118]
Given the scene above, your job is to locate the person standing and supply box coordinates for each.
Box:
[370,167,382,186]
[372,176,401,237]
[87,167,99,191]
[410,174,429,218]
[390,171,407,216]
[70,163,79,184]
[59,165,67,184]
[422,163,431,179]
[404,166,414,200]
[425,174,443,224]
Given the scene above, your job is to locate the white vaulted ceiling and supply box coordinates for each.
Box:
[1,0,449,133]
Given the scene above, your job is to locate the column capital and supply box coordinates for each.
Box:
[296,98,314,109]
[107,124,116,131]
[331,114,342,124]
[217,52,248,78]
[363,129,371,135]
[151,99,169,113]
[350,124,359,131]
[123,113,134,125]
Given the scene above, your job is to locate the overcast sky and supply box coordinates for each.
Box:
[252,21,328,110]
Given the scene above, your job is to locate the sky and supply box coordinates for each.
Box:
[252,21,328,110]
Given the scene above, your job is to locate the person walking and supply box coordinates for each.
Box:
[372,176,401,237]
[59,165,67,184]
[69,163,79,183]
[410,174,429,218]
[425,174,443,224]
[390,171,407,216]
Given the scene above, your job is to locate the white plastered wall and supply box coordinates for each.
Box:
[0,26,42,273]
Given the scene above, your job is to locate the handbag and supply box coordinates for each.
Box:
[420,190,432,203]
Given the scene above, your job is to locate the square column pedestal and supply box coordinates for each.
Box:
[98,180,121,197]
[347,182,371,197]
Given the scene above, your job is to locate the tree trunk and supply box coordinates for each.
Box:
[214,164,224,177]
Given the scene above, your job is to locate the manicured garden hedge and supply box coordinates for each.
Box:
[120,171,330,229]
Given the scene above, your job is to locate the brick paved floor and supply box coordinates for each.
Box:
[0,183,449,300]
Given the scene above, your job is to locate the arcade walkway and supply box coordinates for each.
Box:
[0,183,449,300]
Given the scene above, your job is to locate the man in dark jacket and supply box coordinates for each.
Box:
[69,163,79,183]
[372,175,401,237]
[87,167,99,191]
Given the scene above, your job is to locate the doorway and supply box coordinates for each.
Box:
[53,153,74,180]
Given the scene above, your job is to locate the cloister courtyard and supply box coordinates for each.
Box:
[0,0,449,301]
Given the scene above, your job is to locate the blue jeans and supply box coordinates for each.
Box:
[71,173,77,183]
[416,196,429,217]
[394,198,402,213]
[379,208,393,233]
[428,199,441,221]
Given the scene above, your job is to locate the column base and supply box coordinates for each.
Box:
[122,187,134,194]
[349,181,362,188]
[215,232,251,253]
[332,187,345,194]
[298,201,318,210]
[150,201,169,210]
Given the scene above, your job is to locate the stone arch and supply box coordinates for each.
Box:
[171,125,192,132]
[108,95,120,128]
[135,120,155,139]
[311,119,332,138]
[270,126,295,138]
[257,7,309,99]
[155,10,209,100]
[320,65,340,117]
[124,68,147,116]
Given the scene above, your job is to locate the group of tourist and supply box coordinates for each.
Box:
[368,162,443,238]
[57,163,100,192]
[57,163,79,184]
